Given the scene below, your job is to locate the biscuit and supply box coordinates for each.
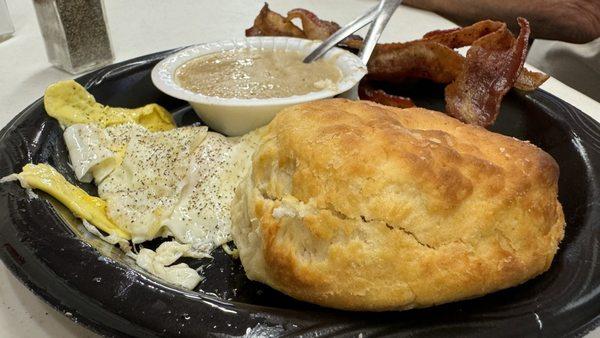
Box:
[231,99,565,311]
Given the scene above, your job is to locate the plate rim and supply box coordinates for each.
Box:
[0,48,599,337]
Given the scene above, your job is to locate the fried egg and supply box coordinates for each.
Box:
[3,163,130,239]
[65,121,264,255]
[64,123,149,183]
[130,241,206,290]
[4,81,265,289]
[44,80,176,131]
[97,125,208,243]
[162,130,262,252]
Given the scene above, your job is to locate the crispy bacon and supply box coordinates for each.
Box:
[368,41,464,84]
[515,68,550,91]
[445,18,530,126]
[368,39,547,91]
[286,8,363,48]
[422,20,548,92]
[245,5,363,47]
[245,4,305,38]
[287,8,340,40]
[245,5,549,127]
[422,20,505,48]
[358,80,415,108]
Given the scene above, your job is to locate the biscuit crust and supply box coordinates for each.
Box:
[231,99,565,311]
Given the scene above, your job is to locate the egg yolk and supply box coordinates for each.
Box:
[13,163,130,240]
[44,80,176,132]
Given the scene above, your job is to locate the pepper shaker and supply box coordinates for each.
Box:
[0,0,14,42]
[32,0,114,74]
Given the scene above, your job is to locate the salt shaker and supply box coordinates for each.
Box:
[0,0,14,42]
[32,0,114,74]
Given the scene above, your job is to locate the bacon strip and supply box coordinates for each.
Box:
[287,8,340,40]
[422,20,548,90]
[358,80,415,108]
[368,41,464,84]
[286,8,363,48]
[422,20,505,48]
[445,18,530,126]
[245,6,548,127]
[515,68,550,91]
[368,40,547,90]
[245,4,305,38]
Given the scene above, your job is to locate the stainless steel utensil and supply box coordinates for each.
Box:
[303,0,403,65]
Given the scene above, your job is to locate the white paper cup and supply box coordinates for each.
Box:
[151,37,367,136]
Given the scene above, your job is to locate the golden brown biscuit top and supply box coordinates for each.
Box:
[255,98,560,249]
[234,98,565,310]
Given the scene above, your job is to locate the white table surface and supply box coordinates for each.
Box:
[0,0,599,337]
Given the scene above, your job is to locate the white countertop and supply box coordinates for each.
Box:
[1,0,599,337]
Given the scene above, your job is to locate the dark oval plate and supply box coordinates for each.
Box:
[0,50,599,338]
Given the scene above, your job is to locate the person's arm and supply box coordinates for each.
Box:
[403,0,600,43]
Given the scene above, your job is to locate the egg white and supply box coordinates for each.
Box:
[162,130,262,253]
[64,123,149,184]
[97,125,208,243]
[64,122,263,262]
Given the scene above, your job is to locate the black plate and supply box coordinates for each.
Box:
[1,49,599,338]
